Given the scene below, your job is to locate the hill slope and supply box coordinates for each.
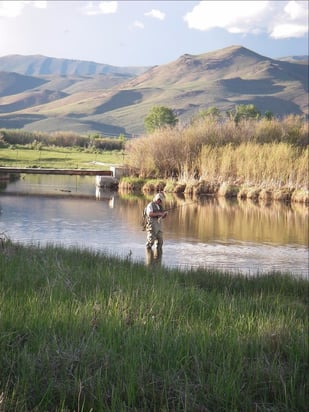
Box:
[0,54,149,76]
[0,46,307,136]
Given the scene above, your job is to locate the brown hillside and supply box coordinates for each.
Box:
[0,46,307,136]
[0,72,47,97]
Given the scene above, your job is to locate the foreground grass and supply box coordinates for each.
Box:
[0,242,308,411]
[0,146,123,169]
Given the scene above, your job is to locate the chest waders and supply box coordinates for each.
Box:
[145,202,164,249]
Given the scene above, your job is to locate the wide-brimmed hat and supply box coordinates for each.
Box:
[153,192,164,202]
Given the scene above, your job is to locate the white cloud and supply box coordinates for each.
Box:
[82,1,118,16]
[32,1,47,9]
[132,20,144,29]
[98,1,117,14]
[184,1,269,33]
[270,1,308,38]
[0,0,46,18]
[271,23,308,38]
[284,0,304,19]
[184,0,308,39]
[0,1,24,17]
[145,9,165,21]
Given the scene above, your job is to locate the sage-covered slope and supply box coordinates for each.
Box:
[0,46,307,135]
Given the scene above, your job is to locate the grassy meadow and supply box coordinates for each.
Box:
[0,145,123,170]
[0,129,125,169]
[0,241,308,411]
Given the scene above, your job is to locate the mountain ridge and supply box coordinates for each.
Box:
[0,54,149,76]
[0,45,307,136]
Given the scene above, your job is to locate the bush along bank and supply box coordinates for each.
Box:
[119,177,309,204]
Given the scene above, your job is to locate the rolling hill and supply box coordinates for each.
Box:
[0,54,148,76]
[0,46,307,136]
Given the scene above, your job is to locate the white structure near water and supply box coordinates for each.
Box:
[95,166,128,188]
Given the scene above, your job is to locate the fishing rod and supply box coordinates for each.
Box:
[141,199,198,230]
[163,200,198,213]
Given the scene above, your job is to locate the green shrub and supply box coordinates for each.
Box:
[0,129,124,150]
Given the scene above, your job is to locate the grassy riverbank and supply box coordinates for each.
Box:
[1,118,308,202]
[0,242,308,411]
[0,145,123,169]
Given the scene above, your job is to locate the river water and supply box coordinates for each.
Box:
[0,175,308,277]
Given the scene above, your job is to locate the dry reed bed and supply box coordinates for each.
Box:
[124,116,308,203]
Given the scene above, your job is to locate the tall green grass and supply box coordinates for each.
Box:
[0,242,307,411]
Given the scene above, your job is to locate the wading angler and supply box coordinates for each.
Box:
[144,192,168,252]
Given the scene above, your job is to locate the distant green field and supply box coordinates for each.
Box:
[0,145,124,169]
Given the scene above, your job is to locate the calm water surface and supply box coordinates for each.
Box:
[0,175,308,276]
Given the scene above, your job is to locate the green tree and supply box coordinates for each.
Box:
[234,104,261,124]
[264,111,274,120]
[144,106,178,133]
[191,107,221,124]
[118,133,126,148]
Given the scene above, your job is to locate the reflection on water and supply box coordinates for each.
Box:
[0,174,308,276]
[145,247,163,267]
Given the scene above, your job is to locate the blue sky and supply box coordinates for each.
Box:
[0,1,308,67]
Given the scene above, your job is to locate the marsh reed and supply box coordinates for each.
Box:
[125,116,308,191]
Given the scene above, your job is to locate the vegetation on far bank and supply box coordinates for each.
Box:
[0,113,308,202]
[0,129,125,151]
[125,114,308,179]
[0,144,123,170]
[0,241,308,411]
[124,115,308,203]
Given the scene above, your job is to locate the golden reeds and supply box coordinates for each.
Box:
[125,116,308,190]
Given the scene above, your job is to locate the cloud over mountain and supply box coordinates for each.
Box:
[184,1,308,39]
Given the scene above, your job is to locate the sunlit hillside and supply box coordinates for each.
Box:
[0,46,307,136]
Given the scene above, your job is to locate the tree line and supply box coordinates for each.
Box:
[144,103,277,133]
[0,104,307,149]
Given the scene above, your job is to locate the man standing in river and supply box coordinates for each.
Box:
[145,192,168,252]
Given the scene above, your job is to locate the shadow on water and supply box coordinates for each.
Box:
[0,174,308,276]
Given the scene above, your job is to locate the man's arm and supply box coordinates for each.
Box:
[148,210,168,218]
[147,203,168,218]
